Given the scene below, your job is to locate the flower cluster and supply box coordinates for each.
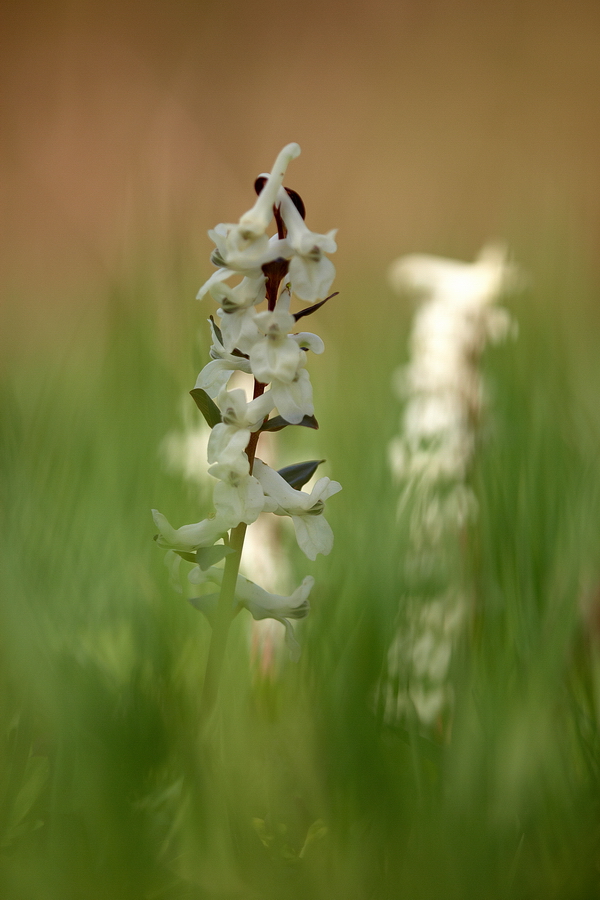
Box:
[383,244,518,727]
[152,143,341,658]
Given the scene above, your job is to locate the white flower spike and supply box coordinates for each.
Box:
[382,243,519,731]
[153,143,340,673]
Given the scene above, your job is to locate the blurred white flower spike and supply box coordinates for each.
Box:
[153,144,340,708]
[383,244,519,731]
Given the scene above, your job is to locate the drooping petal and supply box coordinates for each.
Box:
[195,358,252,398]
[291,332,325,354]
[291,514,334,560]
[196,267,236,300]
[152,509,230,551]
[288,254,336,303]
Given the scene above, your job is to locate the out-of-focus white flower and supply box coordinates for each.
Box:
[160,418,210,485]
[388,243,519,308]
[388,244,518,497]
[254,459,342,560]
[383,243,519,730]
[279,190,337,302]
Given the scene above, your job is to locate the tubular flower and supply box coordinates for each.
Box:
[189,566,314,660]
[194,318,252,398]
[254,459,342,560]
[152,509,230,551]
[198,143,300,282]
[279,190,337,302]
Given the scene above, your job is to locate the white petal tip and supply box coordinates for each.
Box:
[284,142,301,160]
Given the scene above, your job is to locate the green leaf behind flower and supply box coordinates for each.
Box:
[278,459,325,490]
[190,388,222,428]
[260,414,319,433]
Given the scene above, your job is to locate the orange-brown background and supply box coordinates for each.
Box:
[2,0,600,339]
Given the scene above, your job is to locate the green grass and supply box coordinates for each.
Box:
[1,260,600,899]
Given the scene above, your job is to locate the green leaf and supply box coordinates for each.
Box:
[278,459,325,490]
[293,291,339,322]
[260,414,319,433]
[174,550,197,563]
[189,594,219,619]
[2,755,49,849]
[196,544,235,571]
[190,388,222,428]
[209,314,224,346]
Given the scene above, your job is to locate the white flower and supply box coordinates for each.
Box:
[206,388,274,484]
[194,319,252,397]
[249,309,302,384]
[204,274,266,352]
[253,459,342,560]
[269,361,314,425]
[239,144,301,239]
[207,425,251,473]
[212,473,266,526]
[189,566,313,659]
[152,509,230,551]
[218,305,263,356]
[388,243,518,308]
[202,143,300,277]
[246,312,323,424]
[216,386,274,432]
[291,331,325,355]
[383,244,519,729]
[279,190,337,302]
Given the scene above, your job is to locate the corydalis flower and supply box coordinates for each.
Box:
[207,388,274,471]
[249,309,324,424]
[279,189,337,302]
[208,274,266,352]
[152,509,229,551]
[189,566,314,660]
[194,318,252,398]
[254,459,342,560]
[199,143,301,282]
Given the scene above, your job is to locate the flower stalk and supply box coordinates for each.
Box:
[153,144,341,716]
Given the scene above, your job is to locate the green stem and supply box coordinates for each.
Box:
[200,380,267,721]
[200,519,247,720]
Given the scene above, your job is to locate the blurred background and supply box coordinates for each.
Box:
[2,0,600,344]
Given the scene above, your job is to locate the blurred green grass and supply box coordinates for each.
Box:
[1,259,600,899]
